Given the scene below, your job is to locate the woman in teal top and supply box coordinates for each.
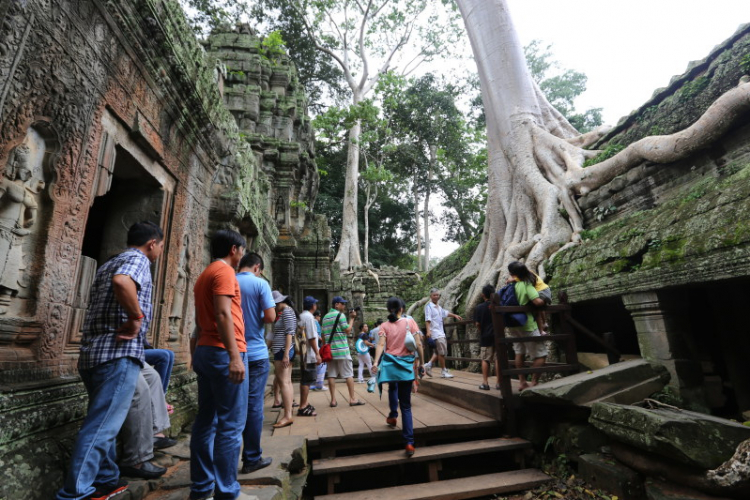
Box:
[372,297,424,456]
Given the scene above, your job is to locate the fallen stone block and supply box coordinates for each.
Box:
[590,402,750,469]
[579,453,644,500]
[520,359,669,407]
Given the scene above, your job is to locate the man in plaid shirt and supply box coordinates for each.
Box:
[56,221,164,500]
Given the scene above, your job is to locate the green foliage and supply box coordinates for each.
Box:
[678,76,709,102]
[583,143,626,168]
[580,227,603,241]
[523,40,603,133]
[682,185,707,202]
[741,53,750,74]
[179,0,249,36]
[261,30,286,63]
[290,200,308,210]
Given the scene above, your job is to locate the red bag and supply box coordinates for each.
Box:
[319,312,341,363]
[319,343,333,363]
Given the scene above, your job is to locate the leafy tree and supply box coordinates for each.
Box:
[524,40,603,133]
[250,0,461,270]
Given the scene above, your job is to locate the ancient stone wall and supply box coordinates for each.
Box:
[0,2,329,497]
[549,23,750,302]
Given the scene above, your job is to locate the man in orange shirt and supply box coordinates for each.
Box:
[190,229,247,500]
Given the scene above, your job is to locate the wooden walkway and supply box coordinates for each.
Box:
[267,377,499,453]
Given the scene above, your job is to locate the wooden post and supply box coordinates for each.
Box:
[490,293,516,435]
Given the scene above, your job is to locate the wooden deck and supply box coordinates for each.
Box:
[266,376,500,452]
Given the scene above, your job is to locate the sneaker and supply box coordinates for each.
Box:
[441,369,454,379]
[424,363,433,377]
[88,479,128,500]
[405,444,415,456]
[357,379,365,384]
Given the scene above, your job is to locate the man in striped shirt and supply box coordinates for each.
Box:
[322,296,365,407]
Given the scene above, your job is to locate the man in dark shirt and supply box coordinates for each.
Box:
[474,284,500,391]
[56,221,164,500]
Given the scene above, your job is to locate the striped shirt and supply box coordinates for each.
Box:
[271,307,296,355]
[78,248,153,370]
[321,308,350,359]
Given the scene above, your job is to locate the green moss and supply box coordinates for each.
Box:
[740,53,750,74]
[583,143,626,168]
[678,76,709,102]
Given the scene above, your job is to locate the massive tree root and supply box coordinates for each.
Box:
[434,0,750,316]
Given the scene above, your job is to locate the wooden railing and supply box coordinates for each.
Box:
[416,294,620,434]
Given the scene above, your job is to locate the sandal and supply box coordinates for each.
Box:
[479,384,490,390]
[330,401,338,407]
[297,405,317,417]
[271,403,282,409]
[272,419,294,429]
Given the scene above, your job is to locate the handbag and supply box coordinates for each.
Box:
[318,312,342,363]
[403,319,417,353]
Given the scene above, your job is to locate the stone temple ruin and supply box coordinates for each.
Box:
[1,0,750,498]
[0,0,340,495]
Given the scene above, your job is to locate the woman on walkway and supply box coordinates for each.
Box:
[270,291,296,428]
[372,297,424,456]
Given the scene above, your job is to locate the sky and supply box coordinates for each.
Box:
[429,0,749,258]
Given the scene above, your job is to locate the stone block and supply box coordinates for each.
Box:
[579,453,644,500]
[589,402,750,469]
[645,478,732,500]
[520,359,669,407]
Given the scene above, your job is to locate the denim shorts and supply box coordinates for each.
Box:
[273,346,295,362]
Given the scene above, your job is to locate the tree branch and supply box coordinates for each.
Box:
[357,0,375,92]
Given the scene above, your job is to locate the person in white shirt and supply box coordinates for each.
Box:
[423,288,462,378]
[297,296,321,416]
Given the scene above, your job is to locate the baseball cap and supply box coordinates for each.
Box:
[332,295,348,305]
[303,295,318,309]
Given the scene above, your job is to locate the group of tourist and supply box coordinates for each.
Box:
[55,221,550,500]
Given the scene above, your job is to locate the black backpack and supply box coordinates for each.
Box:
[497,283,528,327]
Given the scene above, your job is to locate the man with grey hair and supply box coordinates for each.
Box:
[424,288,462,378]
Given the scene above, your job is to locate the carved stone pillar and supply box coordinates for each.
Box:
[622,291,707,411]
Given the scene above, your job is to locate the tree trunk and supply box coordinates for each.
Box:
[424,144,436,272]
[364,183,371,265]
[413,177,423,272]
[440,0,749,313]
[333,119,364,270]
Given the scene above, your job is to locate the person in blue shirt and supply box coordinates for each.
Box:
[236,253,276,474]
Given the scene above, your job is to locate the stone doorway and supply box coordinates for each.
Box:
[71,142,173,348]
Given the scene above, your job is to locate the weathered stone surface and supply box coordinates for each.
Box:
[645,478,732,500]
[590,403,750,469]
[520,359,669,407]
[579,453,644,500]
[706,438,750,493]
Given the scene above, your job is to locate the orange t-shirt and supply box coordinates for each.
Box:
[194,260,246,352]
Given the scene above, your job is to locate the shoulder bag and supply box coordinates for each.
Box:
[318,312,342,363]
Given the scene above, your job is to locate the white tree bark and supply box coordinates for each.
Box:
[438,0,750,313]
[424,144,436,272]
[414,177,423,271]
[334,119,364,270]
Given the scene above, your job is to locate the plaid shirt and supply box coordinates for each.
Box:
[78,248,153,370]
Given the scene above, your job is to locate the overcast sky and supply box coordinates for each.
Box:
[430,0,749,258]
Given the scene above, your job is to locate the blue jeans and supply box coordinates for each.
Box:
[56,357,141,500]
[388,381,414,445]
[242,357,270,465]
[144,348,175,394]
[190,346,249,500]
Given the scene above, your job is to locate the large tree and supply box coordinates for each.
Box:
[259,0,460,270]
[439,0,750,310]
